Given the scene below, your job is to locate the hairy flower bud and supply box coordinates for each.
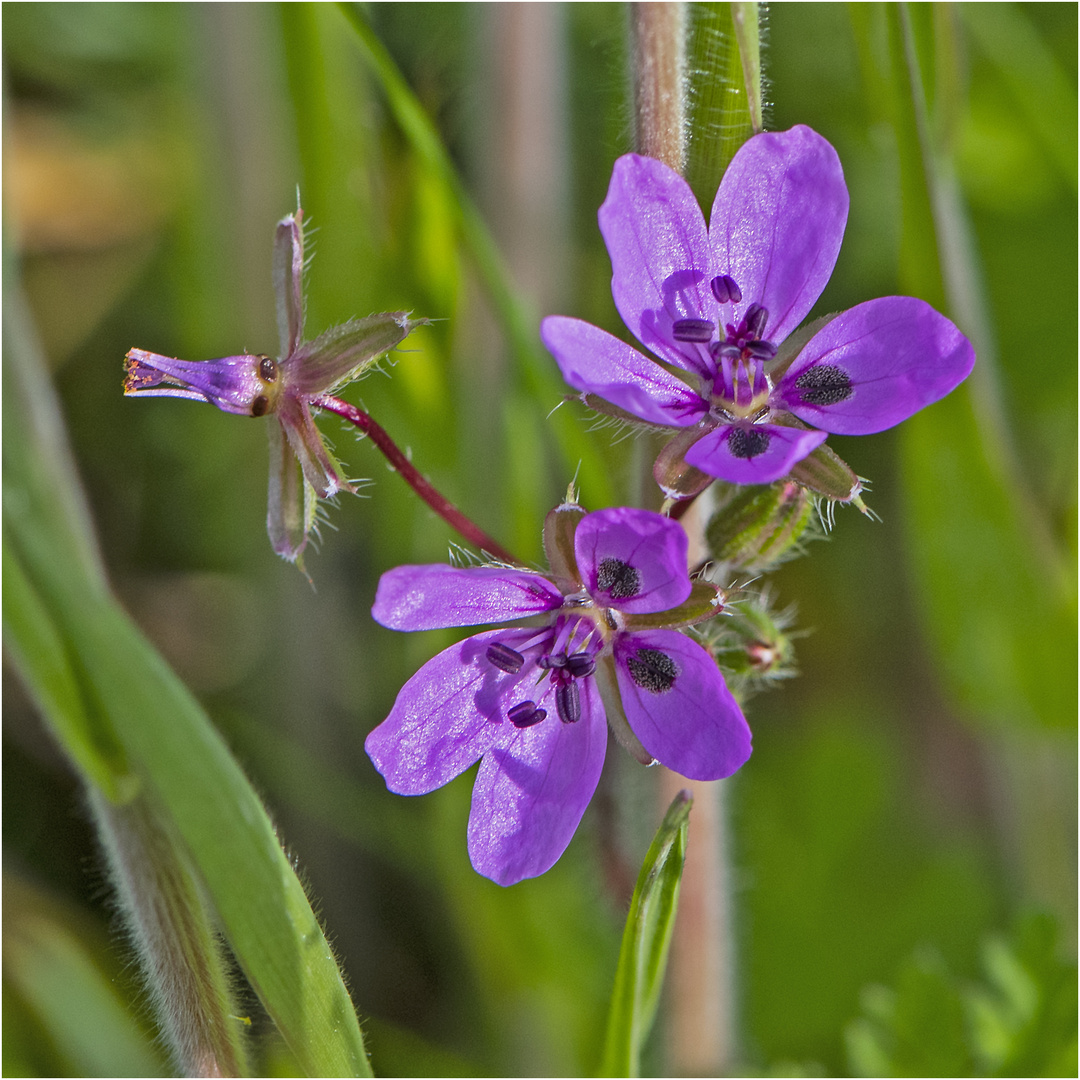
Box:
[705,480,815,571]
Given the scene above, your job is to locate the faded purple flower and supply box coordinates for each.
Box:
[541,125,975,493]
[125,206,424,563]
[365,503,751,886]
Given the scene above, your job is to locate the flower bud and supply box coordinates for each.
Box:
[703,592,798,694]
[705,480,814,572]
[788,441,869,510]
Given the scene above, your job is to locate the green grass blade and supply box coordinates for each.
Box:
[599,789,693,1077]
[4,272,372,1075]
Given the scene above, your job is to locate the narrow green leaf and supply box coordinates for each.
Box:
[685,3,762,205]
[4,273,372,1075]
[599,790,693,1077]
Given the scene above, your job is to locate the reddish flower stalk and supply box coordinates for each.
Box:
[314,395,519,565]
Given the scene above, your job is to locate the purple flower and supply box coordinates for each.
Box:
[541,126,975,492]
[124,206,424,563]
[365,504,751,886]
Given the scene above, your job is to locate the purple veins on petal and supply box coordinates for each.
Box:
[372,564,563,631]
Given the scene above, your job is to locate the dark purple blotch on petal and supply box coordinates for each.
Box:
[794,364,853,406]
[596,557,642,600]
[626,648,679,694]
[727,427,771,459]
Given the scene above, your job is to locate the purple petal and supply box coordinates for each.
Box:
[467,677,607,885]
[709,126,848,344]
[776,296,976,434]
[124,349,279,417]
[366,628,538,795]
[265,419,313,562]
[274,211,305,358]
[574,507,692,614]
[614,630,751,781]
[684,422,827,485]
[373,564,563,631]
[277,395,352,499]
[599,154,715,369]
[540,316,705,428]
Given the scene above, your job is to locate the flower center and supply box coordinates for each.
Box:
[670,275,776,422]
[485,615,601,727]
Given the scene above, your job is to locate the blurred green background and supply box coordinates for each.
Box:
[3,3,1076,1076]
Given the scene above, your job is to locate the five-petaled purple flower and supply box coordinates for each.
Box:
[365,503,751,886]
[541,125,975,493]
[124,206,424,563]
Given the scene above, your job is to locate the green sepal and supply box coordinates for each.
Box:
[599,789,693,1077]
[653,423,715,501]
[593,654,653,766]
[288,312,428,396]
[621,581,724,631]
[790,440,866,505]
[579,393,670,431]
[705,479,815,571]
[542,498,586,594]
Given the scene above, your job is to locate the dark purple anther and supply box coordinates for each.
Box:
[710,274,742,305]
[711,342,742,362]
[486,642,525,674]
[555,682,581,724]
[744,303,769,339]
[672,318,715,343]
[538,652,567,670]
[748,340,778,360]
[508,701,546,728]
[565,653,596,678]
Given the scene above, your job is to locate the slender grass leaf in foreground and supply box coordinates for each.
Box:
[600,789,692,1077]
[3,273,372,1076]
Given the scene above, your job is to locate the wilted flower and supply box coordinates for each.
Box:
[541,126,975,495]
[365,502,751,886]
[125,207,424,563]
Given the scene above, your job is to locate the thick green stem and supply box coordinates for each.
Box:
[91,791,251,1077]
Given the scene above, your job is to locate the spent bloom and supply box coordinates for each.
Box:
[365,502,751,886]
[125,206,424,563]
[541,125,975,496]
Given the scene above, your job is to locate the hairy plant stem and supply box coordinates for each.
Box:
[315,395,520,565]
[632,4,736,1074]
[91,790,250,1077]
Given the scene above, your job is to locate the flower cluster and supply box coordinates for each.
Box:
[127,125,975,887]
[365,504,751,886]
